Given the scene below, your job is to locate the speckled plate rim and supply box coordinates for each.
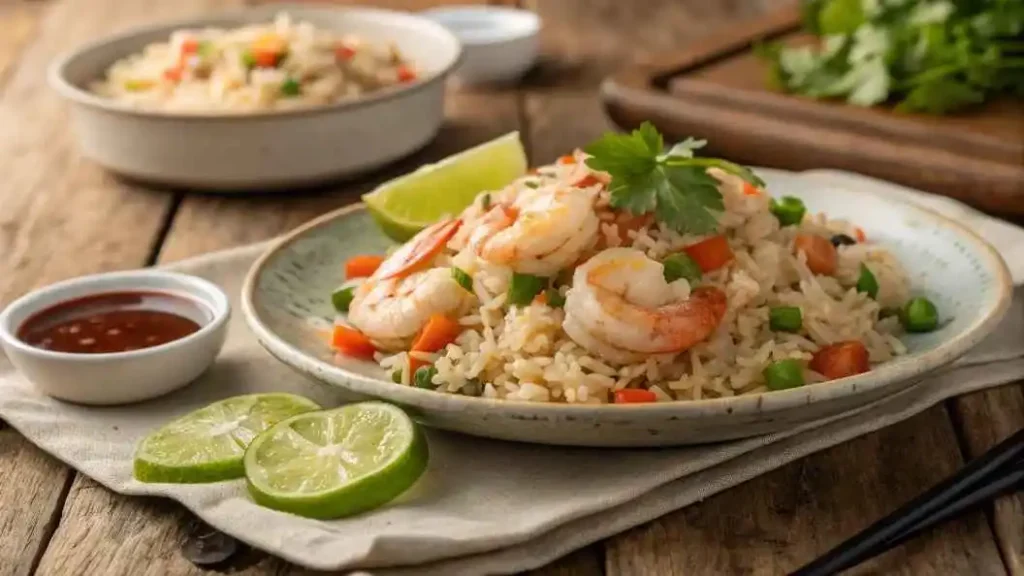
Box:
[241,181,1013,419]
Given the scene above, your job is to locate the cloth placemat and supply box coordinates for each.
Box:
[1,240,1023,575]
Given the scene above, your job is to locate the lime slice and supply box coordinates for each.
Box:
[244,402,428,519]
[363,131,527,241]
[134,393,321,483]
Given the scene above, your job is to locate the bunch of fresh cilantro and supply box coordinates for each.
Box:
[758,0,1024,113]
[583,122,764,235]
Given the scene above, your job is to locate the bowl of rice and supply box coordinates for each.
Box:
[242,131,1011,447]
[49,5,461,190]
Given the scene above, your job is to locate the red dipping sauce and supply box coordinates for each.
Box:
[17,291,210,354]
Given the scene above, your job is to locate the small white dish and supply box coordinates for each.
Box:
[422,6,539,85]
[0,270,230,405]
[48,4,462,191]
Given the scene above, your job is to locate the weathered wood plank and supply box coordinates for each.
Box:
[604,407,1006,575]
[0,0,50,88]
[0,0,219,571]
[951,385,1024,576]
[36,88,534,576]
[524,0,1008,574]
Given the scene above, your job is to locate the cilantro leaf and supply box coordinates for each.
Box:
[757,0,1022,114]
[583,122,661,179]
[587,123,751,234]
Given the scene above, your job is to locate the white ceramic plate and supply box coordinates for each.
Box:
[242,169,1012,446]
[49,4,461,191]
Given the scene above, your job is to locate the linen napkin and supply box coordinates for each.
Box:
[2,179,1024,575]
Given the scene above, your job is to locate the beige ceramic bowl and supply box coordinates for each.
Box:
[48,4,462,191]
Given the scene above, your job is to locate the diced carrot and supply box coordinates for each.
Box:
[742,181,761,196]
[558,154,576,165]
[683,234,734,272]
[396,65,417,83]
[331,325,376,359]
[377,218,463,281]
[810,341,870,380]
[574,174,604,188]
[533,291,548,305]
[163,67,183,82]
[614,389,658,404]
[180,38,200,55]
[411,314,462,354]
[345,255,386,279]
[855,226,867,243]
[793,233,837,276]
[335,44,356,60]
[253,49,281,68]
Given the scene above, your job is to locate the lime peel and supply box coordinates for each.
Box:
[243,401,428,519]
[362,132,527,242]
[133,393,321,484]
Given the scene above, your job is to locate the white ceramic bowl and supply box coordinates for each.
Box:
[241,169,1012,447]
[422,6,538,85]
[48,4,462,191]
[0,270,230,405]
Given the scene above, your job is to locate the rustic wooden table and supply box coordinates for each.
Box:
[1,0,1022,574]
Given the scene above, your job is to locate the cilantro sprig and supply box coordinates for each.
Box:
[583,122,764,235]
[759,0,1024,114]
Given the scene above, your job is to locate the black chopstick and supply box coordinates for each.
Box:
[790,427,1024,576]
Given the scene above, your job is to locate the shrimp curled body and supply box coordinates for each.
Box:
[563,248,728,364]
[469,185,599,276]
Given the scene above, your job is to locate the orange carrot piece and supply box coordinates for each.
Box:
[396,65,417,82]
[855,226,867,243]
[411,314,462,354]
[331,325,376,359]
[345,255,385,279]
[180,38,200,55]
[683,234,734,272]
[377,218,462,280]
[163,67,183,82]
[742,181,761,196]
[810,341,869,380]
[614,389,657,404]
[335,44,356,60]
[574,174,603,188]
[558,154,576,165]
[793,233,838,276]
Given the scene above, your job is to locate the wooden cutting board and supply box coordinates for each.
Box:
[601,5,1024,216]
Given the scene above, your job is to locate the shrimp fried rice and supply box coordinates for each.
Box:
[332,129,932,405]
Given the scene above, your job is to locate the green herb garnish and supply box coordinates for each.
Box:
[759,0,1024,114]
[584,122,764,234]
[451,267,473,292]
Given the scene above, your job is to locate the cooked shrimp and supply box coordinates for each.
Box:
[469,184,599,276]
[348,218,469,350]
[563,248,728,364]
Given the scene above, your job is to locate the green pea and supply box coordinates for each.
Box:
[769,196,806,226]
[331,286,355,312]
[413,365,437,389]
[545,288,566,308]
[769,306,802,332]
[856,263,878,299]
[391,370,403,383]
[901,297,939,333]
[280,78,301,96]
[662,253,703,284]
[763,359,806,391]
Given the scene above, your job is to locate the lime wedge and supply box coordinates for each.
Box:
[134,393,321,483]
[363,131,527,241]
[244,402,428,519]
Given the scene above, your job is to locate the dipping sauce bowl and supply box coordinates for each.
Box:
[0,270,230,405]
